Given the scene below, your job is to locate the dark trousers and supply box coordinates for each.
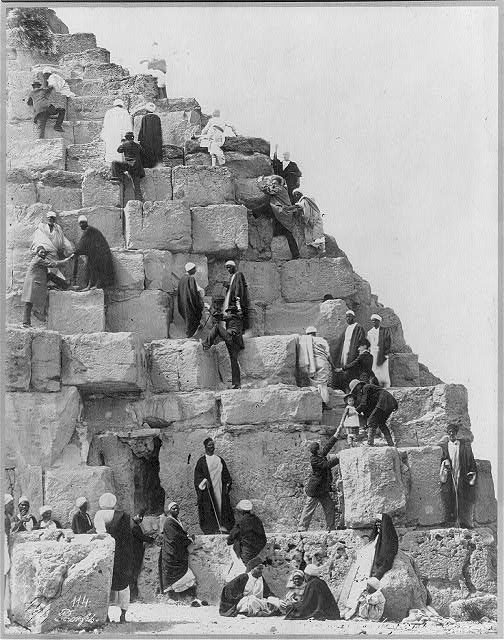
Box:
[47,272,68,290]
[34,106,65,138]
[205,324,242,387]
[23,302,33,326]
[273,218,300,259]
[367,408,394,446]
[111,161,143,201]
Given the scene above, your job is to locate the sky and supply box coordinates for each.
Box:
[54,4,499,469]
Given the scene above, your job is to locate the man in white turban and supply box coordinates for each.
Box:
[297,327,332,406]
[284,564,340,620]
[30,211,74,289]
[100,99,132,163]
[71,497,94,534]
[367,314,391,387]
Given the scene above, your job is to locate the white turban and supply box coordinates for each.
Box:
[236,500,253,512]
[46,211,57,219]
[305,326,317,335]
[75,496,87,508]
[304,564,321,577]
[77,214,88,223]
[98,493,117,509]
[167,501,178,511]
[145,102,156,112]
[371,314,382,322]
[39,505,52,516]
[225,260,236,267]
[345,309,355,316]
[113,98,125,107]
[185,262,196,272]
[18,495,29,505]
[367,577,381,590]
[4,494,13,506]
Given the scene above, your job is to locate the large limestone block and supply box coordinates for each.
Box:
[339,446,407,527]
[265,299,348,340]
[35,169,82,212]
[13,465,44,516]
[399,446,444,526]
[45,464,114,527]
[141,166,173,201]
[148,339,218,392]
[133,110,200,147]
[72,119,102,144]
[389,384,472,446]
[10,532,114,632]
[7,120,73,149]
[124,200,192,251]
[111,249,145,291]
[209,259,280,304]
[67,95,115,121]
[81,167,121,207]
[144,250,208,294]
[31,329,62,392]
[66,141,105,172]
[6,326,32,391]
[220,385,322,425]
[281,257,356,302]
[474,460,497,525]
[127,391,217,429]
[449,594,498,621]
[48,290,105,334]
[172,165,235,207]
[186,152,272,179]
[8,138,66,171]
[5,386,82,467]
[6,170,37,209]
[389,352,420,386]
[215,335,297,388]
[191,204,248,255]
[82,62,129,81]
[380,550,428,620]
[57,206,124,247]
[60,47,110,73]
[61,332,146,392]
[53,32,97,54]
[105,289,171,343]
[235,177,269,209]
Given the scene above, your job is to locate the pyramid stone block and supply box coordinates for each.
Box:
[144,250,208,294]
[67,95,116,121]
[6,326,32,391]
[53,32,97,55]
[127,390,217,429]
[281,257,356,302]
[35,170,83,212]
[82,167,121,207]
[389,352,420,386]
[72,120,102,144]
[8,138,66,172]
[172,165,235,207]
[124,200,191,251]
[31,329,62,392]
[265,298,348,340]
[191,204,248,255]
[66,141,105,172]
[105,289,171,343]
[48,290,105,334]
[474,460,497,525]
[111,249,145,291]
[235,177,269,209]
[400,445,444,526]
[148,339,218,392]
[57,206,124,248]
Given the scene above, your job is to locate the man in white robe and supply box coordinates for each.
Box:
[30,211,74,287]
[298,327,332,405]
[101,99,133,163]
[367,314,391,388]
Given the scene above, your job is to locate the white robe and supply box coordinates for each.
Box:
[342,323,357,366]
[101,106,133,163]
[205,454,223,515]
[367,327,391,387]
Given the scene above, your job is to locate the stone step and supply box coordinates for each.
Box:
[48,289,105,334]
[66,141,104,172]
[59,47,111,74]
[53,33,97,56]
[7,137,66,172]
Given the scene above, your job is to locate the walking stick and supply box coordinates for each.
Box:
[449,465,460,528]
[205,484,224,534]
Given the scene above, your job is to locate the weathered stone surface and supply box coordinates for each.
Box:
[209,260,281,305]
[45,464,114,527]
[125,200,191,251]
[48,290,105,334]
[12,465,44,516]
[339,446,407,527]
[6,326,32,391]
[133,110,200,147]
[380,550,428,620]
[389,352,420,387]
[53,32,97,55]
[215,335,297,388]
[419,362,444,386]
[105,289,171,343]
[6,169,37,209]
[7,120,74,148]
[235,177,270,210]
[148,339,218,392]
[66,141,105,172]
[220,385,322,425]
[449,594,497,621]
[172,165,235,207]
[36,182,82,213]
[141,166,173,201]
[31,329,62,392]
[281,257,356,302]
[186,151,272,179]
[81,167,121,207]
[8,138,66,171]
[265,299,348,341]
[10,532,114,632]
[72,119,102,144]
[60,47,110,74]
[57,206,124,248]
[474,460,497,525]
[389,384,472,446]
[61,332,146,392]
[144,250,208,294]
[5,386,82,467]
[67,95,115,121]
[192,204,248,255]
[111,249,145,290]
[82,62,129,81]
[399,446,444,526]
[271,236,293,262]
[127,391,217,429]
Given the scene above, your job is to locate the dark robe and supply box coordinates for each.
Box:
[226,272,250,331]
[440,440,477,527]
[74,226,115,288]
[194,455,235,534]
[285,576,340,620]
[226,513,267,564]
[116,139,146,178]
[161,515,192,589]
[219,572,275,617]
[131,522,154,577]
[374,326,392,366]
[354,384,398,419]
[331,323,366,371]
[305,436,339,498]
[106,510,133,591]
[138,113,163,168]
[71,510,94,534]
[370,513,399,580]
[272,156,302,202]
[177,273,204,337]
[343,350,377,384]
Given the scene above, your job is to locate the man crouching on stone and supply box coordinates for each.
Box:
[203,299,244,389]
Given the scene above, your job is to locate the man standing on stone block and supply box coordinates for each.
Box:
[110,131,145,201]
[203,303,244,389]
[71,497,94,534]
[223,260,250,332]
[72,215,115,290]
[439,423,477,528]
[331,310,366,391]
[30,211,74,290]
[138,103,163,168]
[101,99,133,163]
[349,379,397,447]
[194,438,235,534]
[177,262,204,338]
[272,146,302,204]
[367,314,392,388]
[297,432,340,532]
[26,80,65,139]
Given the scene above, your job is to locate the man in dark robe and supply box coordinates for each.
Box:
[439,423,477,528]
[160,502,196,598]
[285,564,340,620]
[72,215,115,290]
[335,339,378,389]
[194,438,235,534]
[298,431,339,532]
[331,310,366,391]
[130,512,155,601]
[226,500,267,565]
[370,513,399,579]
[138,103,163,168]
[223,260,250,331]
[11,497,38,532]
[350,379,398,446]
[203,303,244,388]
[71,497,94,534]
[177,262,204,338]
[272,147,302,203]
[111,131,145,201]
[219,557,278,617]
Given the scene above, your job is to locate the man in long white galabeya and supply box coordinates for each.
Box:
[197,109,238,167]
[367,314,391,388]
[30,211,74,289]
[298,327,332,406]
[101,99,133,163]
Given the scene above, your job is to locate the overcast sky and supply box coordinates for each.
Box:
[55,5,499,469]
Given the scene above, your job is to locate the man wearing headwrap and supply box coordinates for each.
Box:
[439,423,477,528]
[256,174,300,259]
[111,131,145,201]
[4,495,14,623]
[331,310,366,391]
[272,147,302,203]
[356,577,385,621]
[197,109,238,167]
[71,497,94,534]
[203,301,244,389]
[284,564,340,620]
[226,500,267,576]
[292,188,325,253]
[11,497,38,532]
[38,506,61,529]
[219,557,280,617]
[350,378,398,446]
[280,570,305,612]
[367,314,392,388]
[72,215,115,290]
[94,493,133,623]
[222,260,250,332]
[160,502,197,599]
[177,262,204,338]
[194,438,235,534]
[130,512,155,601]
[30,211,74,289]
[101,99,133,163]
[297,327,332,405]
[26,80,65,139]
[137,103,163,168]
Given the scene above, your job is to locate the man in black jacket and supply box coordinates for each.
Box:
[272,147,302,203]
[203,302,244,389]
[297,432,339,531]
[350,379,398,446]
[226,500,267,566]
[110,131,145,201]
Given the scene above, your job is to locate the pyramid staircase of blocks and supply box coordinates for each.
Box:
[5,18,498,616]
